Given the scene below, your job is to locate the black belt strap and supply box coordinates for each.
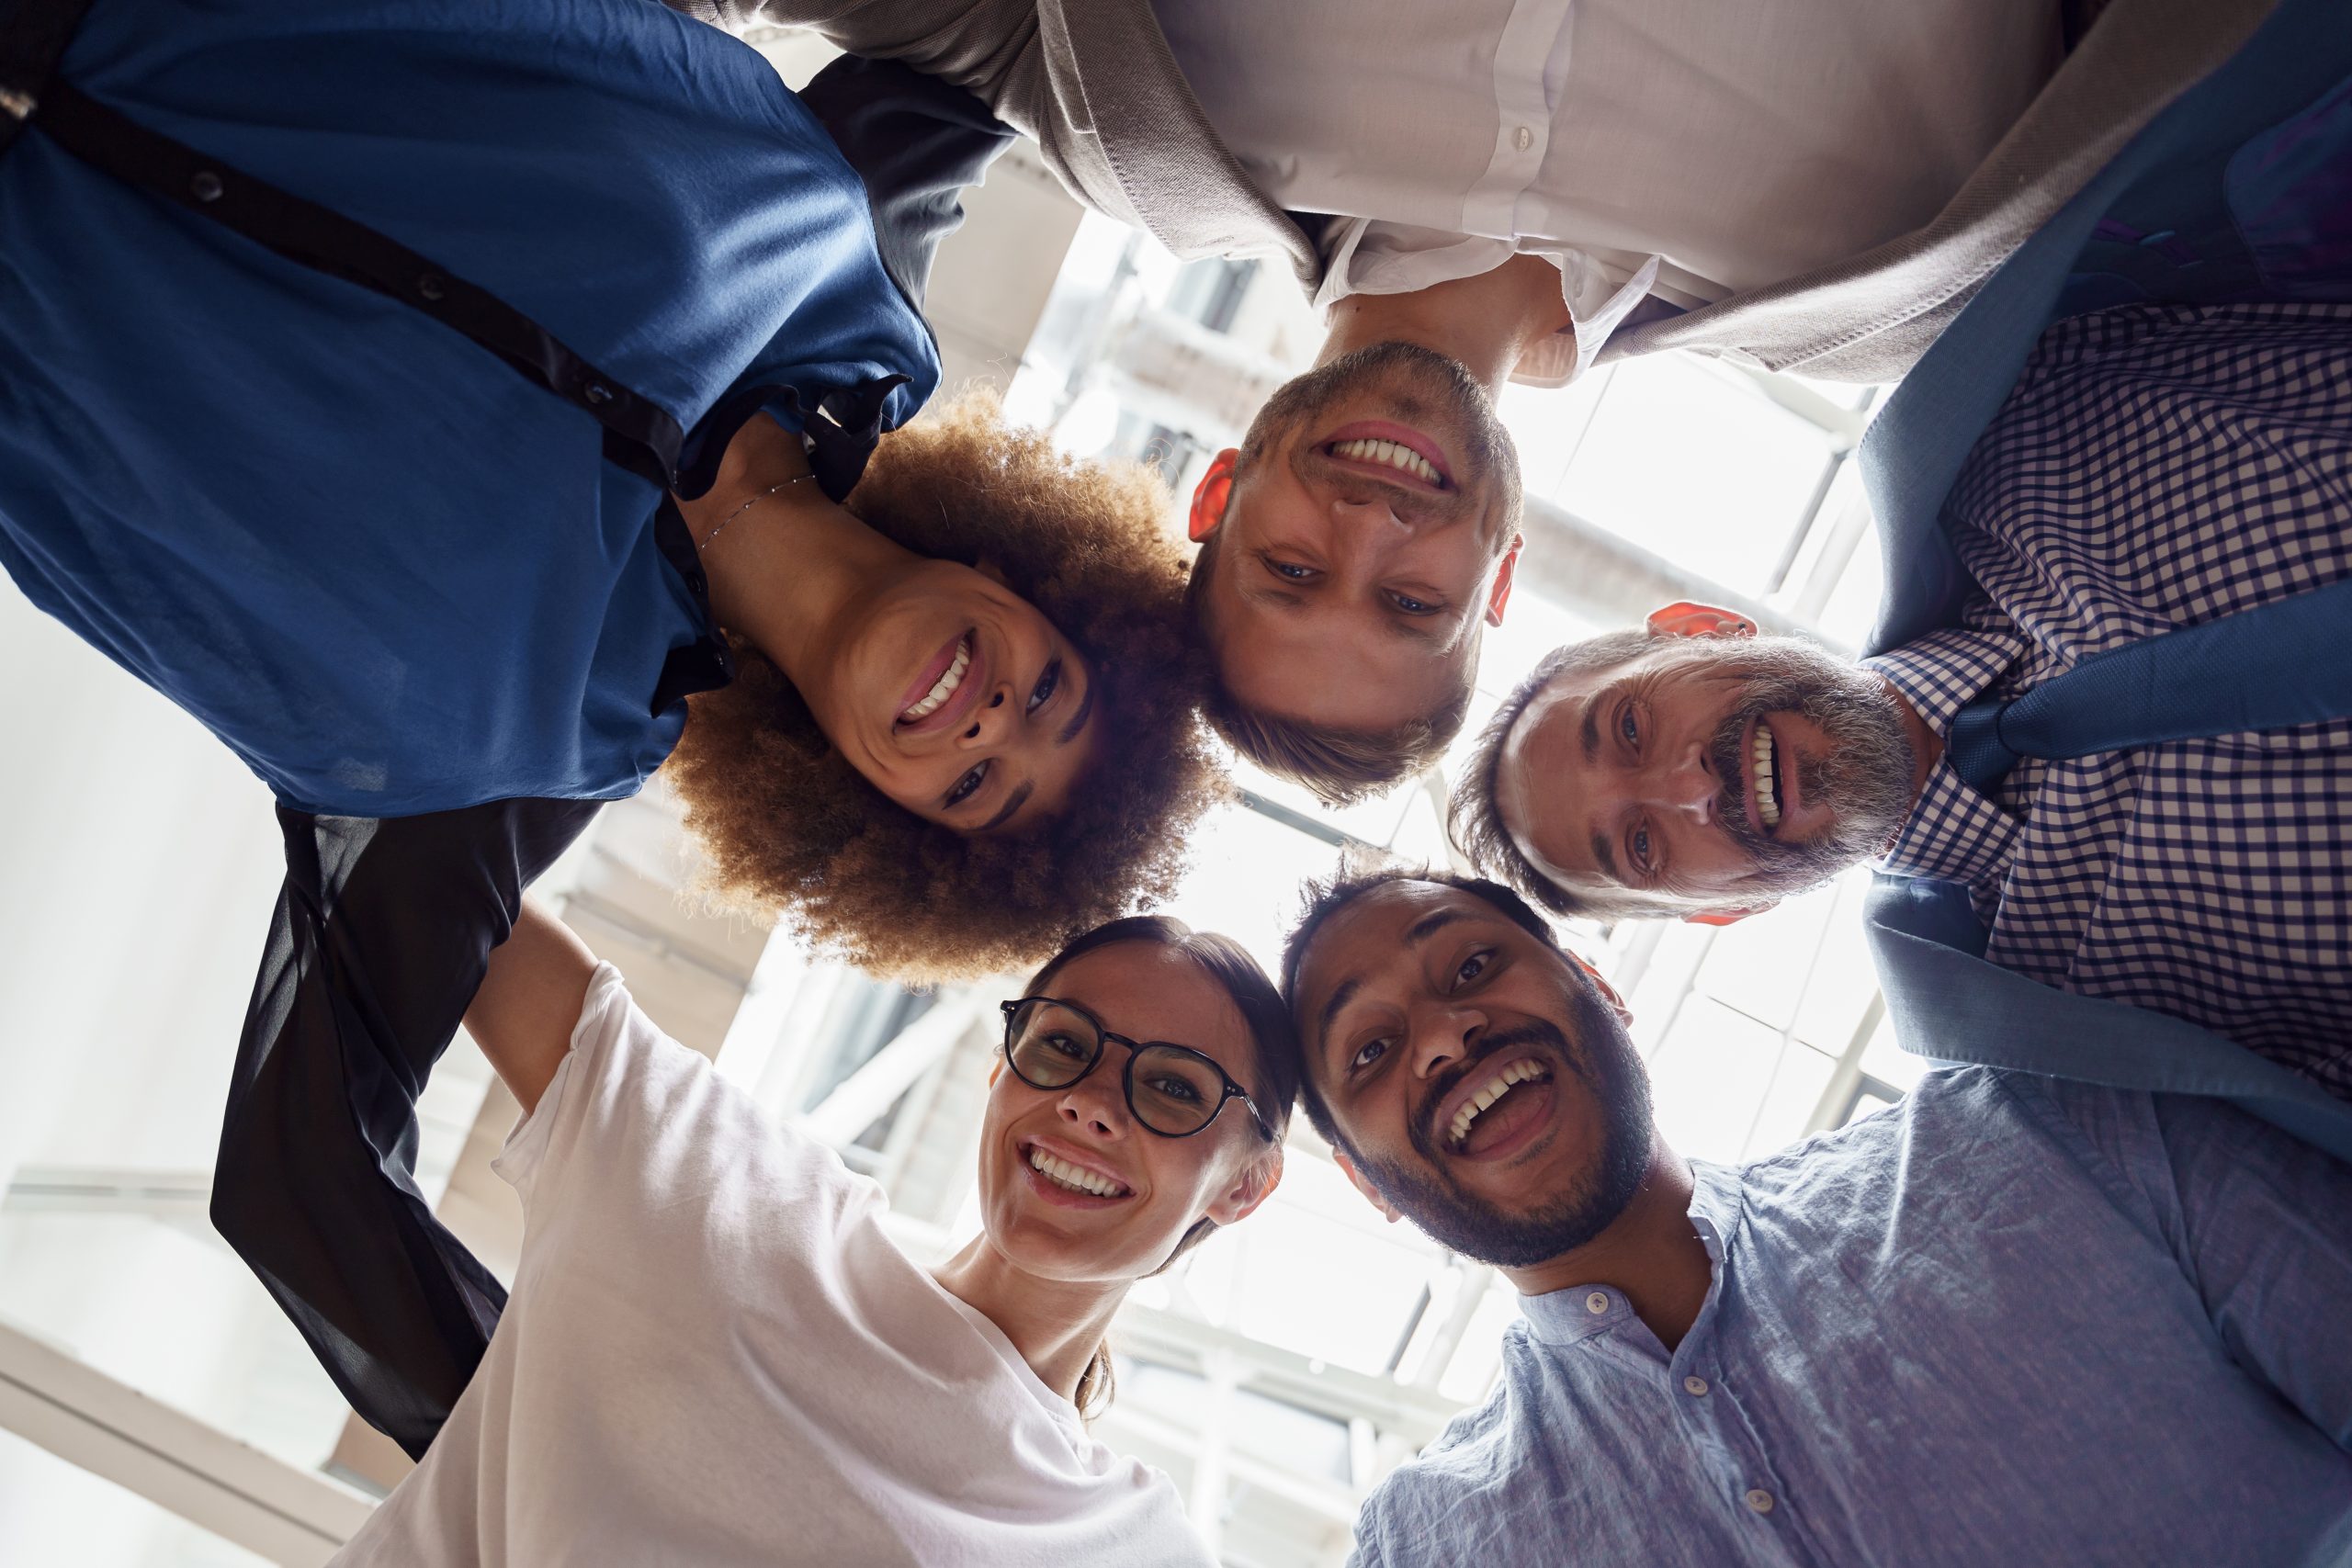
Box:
[28,77,686,489]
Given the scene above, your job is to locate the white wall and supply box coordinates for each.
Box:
[0,595,285,1195]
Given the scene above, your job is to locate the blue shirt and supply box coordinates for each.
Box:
[0,0,938,816]
[1352,1068,2352,1567]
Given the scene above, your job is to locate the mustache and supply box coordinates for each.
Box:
[1702,660,1917,877]
[1412,1021,1575,1158]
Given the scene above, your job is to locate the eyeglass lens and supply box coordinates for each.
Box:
[1005,998,1227,1136]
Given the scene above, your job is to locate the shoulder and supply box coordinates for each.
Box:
[1735,1066,2060,1200]
[1744,1066,2177,1229]
[501,964,874,1223]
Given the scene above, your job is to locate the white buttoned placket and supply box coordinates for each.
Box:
[1460,0,1575,240]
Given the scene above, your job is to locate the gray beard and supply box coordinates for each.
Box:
[1700,640,1919,899]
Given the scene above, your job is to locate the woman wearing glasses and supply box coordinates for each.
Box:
[329,901,1296,1566]
[4,0,1226,1457]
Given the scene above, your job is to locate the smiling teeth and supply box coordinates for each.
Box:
[1447,1058,1551,1149]
[1331,437,1441,485]
[1753,724,1781,828]
[1028,1147,1129,1199]
[900,636,970,722]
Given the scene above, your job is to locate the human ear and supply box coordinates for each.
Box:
[1566,950,1634,1026]
[1207,1145,1284,1226]
[1684,902,1775,928]
[971,558,1011,589]
[1484,534,1526,627]
[1189,449,1240,543]
[1645,601,1754,640]
[1332,1150,1403,1225]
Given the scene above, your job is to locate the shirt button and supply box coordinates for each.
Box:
[1514,124,1534,152]
[1745,1489,1775,1515]
[1684,1376,1710,1396]
[190,170,224,202]
[1585,1292,1610,1314]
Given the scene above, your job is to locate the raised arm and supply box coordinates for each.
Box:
[464,900,601,1115]
[214,797,602,1458]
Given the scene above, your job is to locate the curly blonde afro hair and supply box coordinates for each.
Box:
[662,389,1229,981]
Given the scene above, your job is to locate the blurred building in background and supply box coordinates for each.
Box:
[0,31,1920,1568]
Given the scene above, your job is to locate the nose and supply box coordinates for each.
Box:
[1407,1001,1486,1081]
[1330,491,1412,533]
[1056,1073,1130,1140]
[957,682,1016,747]
[1641,742,1718,823]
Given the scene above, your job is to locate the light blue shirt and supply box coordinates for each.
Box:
[1351,1068,2352,1567]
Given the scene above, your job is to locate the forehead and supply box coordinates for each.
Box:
[1296,881,1499,998]
[1511,637,1713,730]
[1044,942,1256,1078]
[1497,640,1732,886]
[1210,608,1470,731]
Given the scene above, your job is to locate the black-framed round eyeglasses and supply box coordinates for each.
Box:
[999,997,1273,1142]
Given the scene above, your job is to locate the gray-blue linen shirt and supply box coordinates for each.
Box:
[1351,1068,2352,1568]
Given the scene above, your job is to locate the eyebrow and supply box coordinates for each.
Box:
[1403,908,1468,945]
[1590,831,1620,883]
[1313,907,1473,1069]
[1056,675,1095,746]
[978,781,1034,833]
[1315,976,1361,1056]
[1580,694,1601,763]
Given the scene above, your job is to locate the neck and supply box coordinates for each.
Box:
[1879,676,1943,814]
[1318,252,1572,393]
[679,414,916,689]
[932,1235,1131,1407]
[1503,1138,1712,1351]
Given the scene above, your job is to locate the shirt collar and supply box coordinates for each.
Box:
[1517,1160,1745,1348]
[1865,627,2030,888]
[1861,625,2025,738]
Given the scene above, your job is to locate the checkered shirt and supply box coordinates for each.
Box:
[1863,300,2352,1096]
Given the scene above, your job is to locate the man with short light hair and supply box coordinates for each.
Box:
[685,0,2135,799]
[1182,321,1532,804]
[1281,869,2352,1568]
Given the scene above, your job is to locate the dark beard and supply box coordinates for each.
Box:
[1699,639,1918,898]
[1241,341,1517,506]
[1348,981,1654,1269]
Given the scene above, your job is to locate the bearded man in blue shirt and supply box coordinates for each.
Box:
[1282,868,2352,1568]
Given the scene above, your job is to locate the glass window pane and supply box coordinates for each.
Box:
[1188,1156,1449,1377]
[1690,883,1839,1032]
[1741,1043,1837,1159]
[1645,998,1789,1162]
[0,1427,275,1568]
[1532,357,1836,592]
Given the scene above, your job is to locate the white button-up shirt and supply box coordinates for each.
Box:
[1152,0,2060,380]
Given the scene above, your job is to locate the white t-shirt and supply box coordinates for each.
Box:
[1153,0,2061,379]
[333,964,1211,1568]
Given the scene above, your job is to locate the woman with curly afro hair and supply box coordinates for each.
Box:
[0,0,1227,1461]
[665,390,1229,978]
